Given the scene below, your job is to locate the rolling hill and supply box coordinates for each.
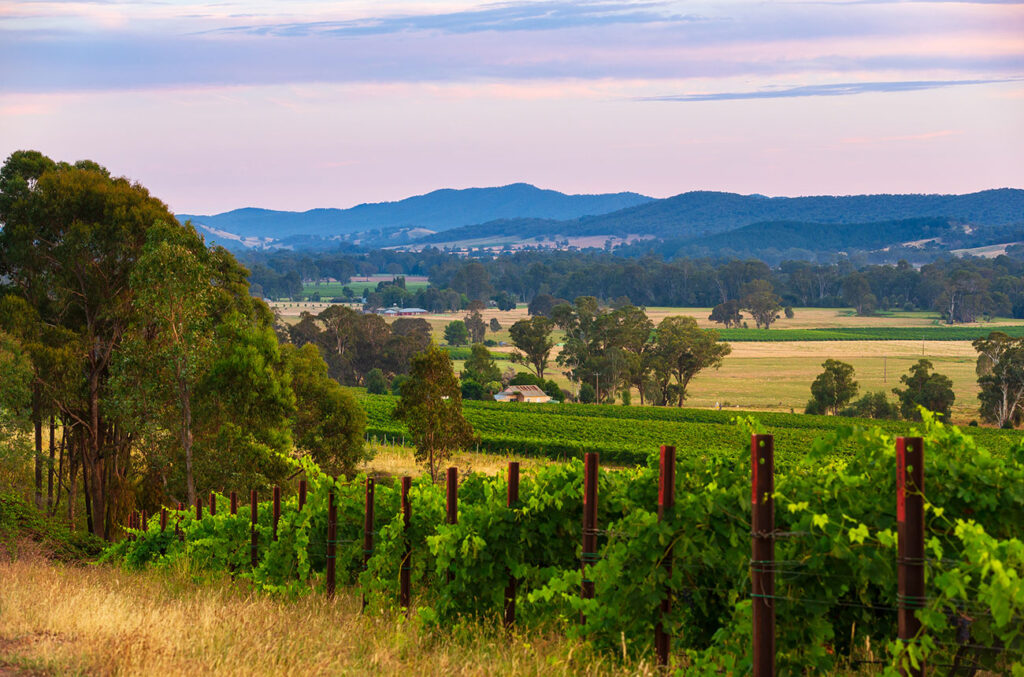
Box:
[177,183,653,243]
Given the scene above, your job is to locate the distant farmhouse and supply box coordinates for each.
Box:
[378,306,429,316]
[493,385,551,403]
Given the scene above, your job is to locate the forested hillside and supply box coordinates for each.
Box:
[178,184,652,240]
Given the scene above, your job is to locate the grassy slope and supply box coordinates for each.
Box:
[0,557,632,676]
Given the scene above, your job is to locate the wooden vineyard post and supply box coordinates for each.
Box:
[272,485,281,541]
[446,467,458,583]
[362,478,375,611]
[298,480,307,511]
[141,510,148,532]
[195,497,202,520]
[160,507,167,532]
[230,491,238,516]
[250,490,258,569]
[656,445,677,667]
[209,492,216,516]
[327,487,337,599]
[504,461,520,628]
[897,437,925,677]
[751,434,776,677]
[400,476,412,612]
[580,452,599,624]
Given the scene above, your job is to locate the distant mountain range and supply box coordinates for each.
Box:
[177,184,1024,259]
[177,183,653,244]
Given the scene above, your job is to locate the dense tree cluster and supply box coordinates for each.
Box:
[507,297,729,406]
[286,307,431,386]
[0,151,365,538]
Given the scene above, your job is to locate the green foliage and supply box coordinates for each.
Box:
[652,316,730,406]
[444,321,469,346]
[810,359,859,416]
[974,332,1024,428]
[0,489,104,561]
[741,279,782,329]
[708,300,742,328]
[464,311,487,344]
[107,415,1024,673]
[509,316,555,380]
[364,368,388,395]
[286,343,366,477]
[892,359,955,420]
[840,391,900,420]
[462,344,501,388]
[395,344,477,480]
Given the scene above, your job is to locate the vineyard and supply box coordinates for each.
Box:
[716,326,1024,342]
[107,415,1024,673]
[359,394,1024,465]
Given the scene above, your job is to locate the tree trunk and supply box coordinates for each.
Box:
[87,370,106,539]
[82,447,94,535]
[46,416,55,512]
[53,422,66,516]
[182,381,196,507]
[34,417,43,509]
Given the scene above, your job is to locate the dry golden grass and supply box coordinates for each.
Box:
[0,555,653,677]
[361,443,556,479]
[683,340,983,422]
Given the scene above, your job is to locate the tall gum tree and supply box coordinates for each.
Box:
[0,155,176,538]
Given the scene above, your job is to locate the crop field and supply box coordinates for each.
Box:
[302,276,430,298]
[357,393,1024,465]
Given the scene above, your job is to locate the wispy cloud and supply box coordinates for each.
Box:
[206,1,703,37]
[640,78,1021,102]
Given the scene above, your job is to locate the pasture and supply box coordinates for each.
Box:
[268,302,1013,423]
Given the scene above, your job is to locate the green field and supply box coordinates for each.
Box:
[302,278,429,299]
[716,325,1024,341]
[357,393,1024,465]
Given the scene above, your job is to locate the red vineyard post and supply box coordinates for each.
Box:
[195,497,202,520]
[656,445,677,667]
[446,467,458,583]
[250,490,258,569]
[400,476,412,612]
[272,485,281,541]
[327,486,337,599]
[897,437,925,677]
[298,480,307,511]
[209,492,216,516]
[362,477,375,611]
[230,491,238,516]
[751,433,776,677]
[504,461,520,628]
[160,507,167,532]
[580,452,599,624]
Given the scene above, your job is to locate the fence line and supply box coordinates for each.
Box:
[126,434,1016,672]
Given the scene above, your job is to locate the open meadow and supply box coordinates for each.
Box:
[269,303,1019,423]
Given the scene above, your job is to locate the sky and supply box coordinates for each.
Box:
[1,0,1022,214]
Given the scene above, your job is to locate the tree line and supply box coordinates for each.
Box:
[242,247,1024,324]
[0,151,367,539]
